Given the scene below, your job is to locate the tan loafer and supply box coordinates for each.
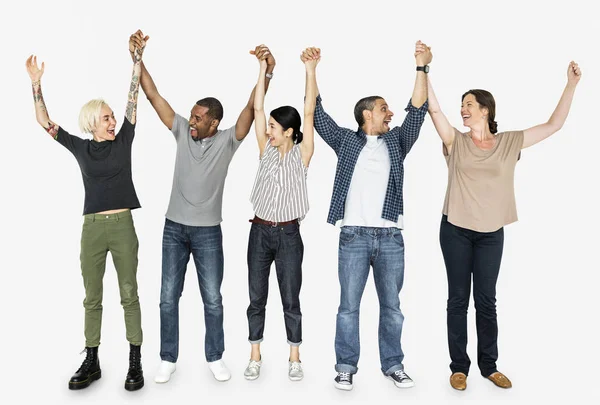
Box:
[450,372,467,390]
[487,371,512,388]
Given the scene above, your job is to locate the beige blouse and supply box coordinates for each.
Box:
[442,128,524,232]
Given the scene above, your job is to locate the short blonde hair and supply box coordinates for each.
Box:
[79,99,109,134]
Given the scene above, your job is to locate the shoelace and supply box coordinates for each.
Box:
[394,370,409,380]
[248,360,261,370]
[129,350,142,371]
[290,362,302,372]
[76,349,94,373]
[338,372,351,382]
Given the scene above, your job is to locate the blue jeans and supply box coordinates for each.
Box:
[159,219,225,363]
[335,226,406,375]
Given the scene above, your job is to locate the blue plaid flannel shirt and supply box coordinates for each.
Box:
[314,95,428,225]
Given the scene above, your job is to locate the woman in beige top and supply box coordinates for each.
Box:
[418,41,581,391]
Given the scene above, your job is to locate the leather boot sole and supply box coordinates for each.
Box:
[68,370,102,390]
[125,377,145,391]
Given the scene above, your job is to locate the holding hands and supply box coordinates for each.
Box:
[129,29,149,62]
[301,47,321,71]
[250,44,276,71]
[415,40,432,66]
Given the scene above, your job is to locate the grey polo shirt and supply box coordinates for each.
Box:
[165,114,243,226]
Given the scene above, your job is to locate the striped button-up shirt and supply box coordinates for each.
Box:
[250,141,309,222]
[314,95,428,225]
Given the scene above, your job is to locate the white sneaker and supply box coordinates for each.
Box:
[288,361,304,381]
[244,359,262,380]
[208,359,231,382]
[154,360,176,383]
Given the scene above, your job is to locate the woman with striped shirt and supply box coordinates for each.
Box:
[244,47,319,382]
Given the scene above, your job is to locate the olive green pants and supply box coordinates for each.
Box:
[80,210,143,347]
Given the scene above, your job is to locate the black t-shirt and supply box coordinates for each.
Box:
[56,117,141,215]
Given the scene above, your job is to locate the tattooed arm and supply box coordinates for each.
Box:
[125,44,145,125]
[26,55,59,138]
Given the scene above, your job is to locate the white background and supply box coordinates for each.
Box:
[2,0,599,404]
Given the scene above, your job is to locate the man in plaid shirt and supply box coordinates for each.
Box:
[304,41,432,391]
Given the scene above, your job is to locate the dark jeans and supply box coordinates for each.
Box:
[440,215,504,377]
[247,222,303,345]
[335,226,406,375]
[160,219,225,363]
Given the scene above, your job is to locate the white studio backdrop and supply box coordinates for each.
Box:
[1,0,598,404]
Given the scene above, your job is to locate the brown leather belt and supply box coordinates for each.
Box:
[249,215,298,227]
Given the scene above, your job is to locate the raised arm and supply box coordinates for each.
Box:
[236,44,275,142]
[125,42,145,125]
[300,47,320,167]
[301,50,345,154]
[411,40,430,108]
[129,30,175,130]
[426,75,455,149]
[522,61,581,149]
[397,40,431,155]
[253,55,269,157]
[26,55,59,138]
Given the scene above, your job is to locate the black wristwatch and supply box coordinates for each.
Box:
[416,65,429,73]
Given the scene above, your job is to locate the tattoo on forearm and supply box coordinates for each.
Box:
[32,82,49,115]
[126,74,140,122]
[46,122,59,139]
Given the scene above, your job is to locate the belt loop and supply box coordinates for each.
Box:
[116,212,120,222]
[92,215,95,223]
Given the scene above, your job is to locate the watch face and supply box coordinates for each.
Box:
[424,65,429,73]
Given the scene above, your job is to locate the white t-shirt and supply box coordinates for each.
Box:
[339,135,404,228]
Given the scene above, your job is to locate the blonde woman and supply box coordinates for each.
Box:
[26,40,147,391]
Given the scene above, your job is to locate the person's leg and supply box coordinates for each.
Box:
[80,215,109,348]
[472,227,504,378]
[246,224,275,360]
[335,227,371,375]
[159,219,190,364]
[273,222,304,381]
[108,212,142,346]
[70,215,107,390]
[371,229,406,377]
[274,222,303,349]
[190,224,230,382]
[440,216,475,376]
[107,211,144,391]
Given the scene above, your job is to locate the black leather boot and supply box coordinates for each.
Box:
[124,344,144,391]
[69,346,101,390]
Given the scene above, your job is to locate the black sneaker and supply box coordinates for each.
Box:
[334,372,353,391]
[387,369,415,388]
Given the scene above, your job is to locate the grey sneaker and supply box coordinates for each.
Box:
[334,372,353,391]
[288,361,303,381]
[244,359,262,380]
[387,369,415,388]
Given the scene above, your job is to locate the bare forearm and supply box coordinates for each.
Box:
[125,48,143,124]
[411,71,427,108]
[139,61,160,100]
[253,64,267,114]
[426,76,442,113]
[31,80,50,124]
[548,82,577,130]
[304,69,318,117]
[31,80,58,137]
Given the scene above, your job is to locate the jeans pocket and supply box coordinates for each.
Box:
[391,229,404,246]
[339,228,357,245]
[283,223,300,237]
